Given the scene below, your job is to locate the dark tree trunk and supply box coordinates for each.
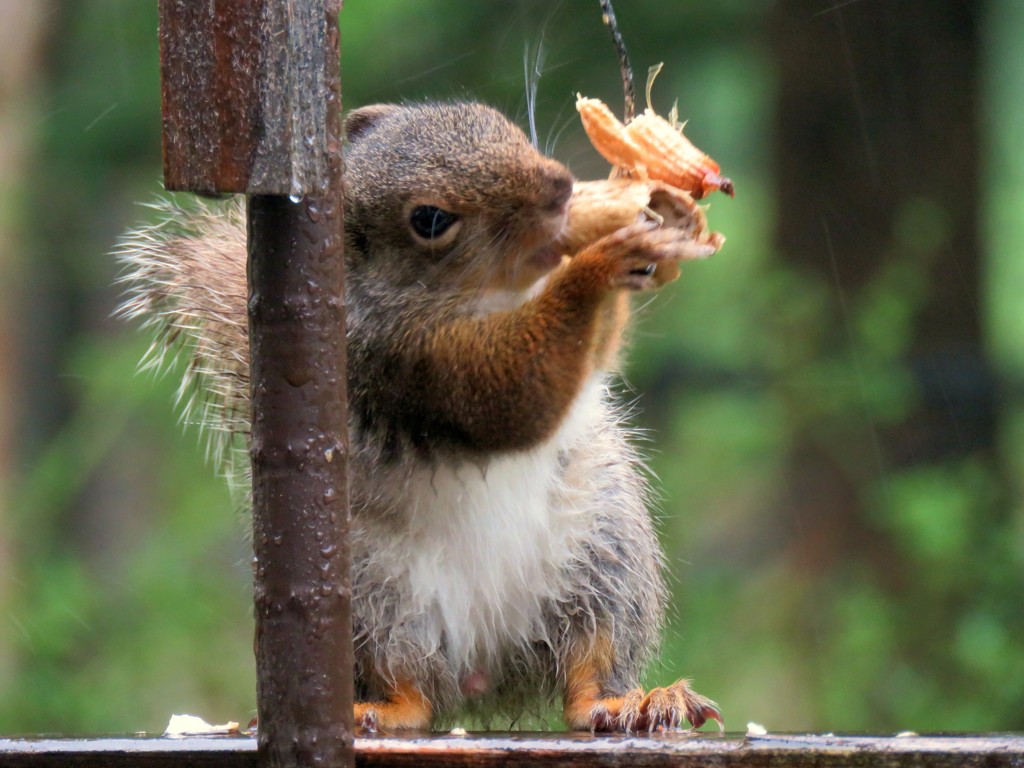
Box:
[769,2,990,561]
[0,0,52,694]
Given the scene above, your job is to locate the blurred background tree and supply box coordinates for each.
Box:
[0,0,1021,734]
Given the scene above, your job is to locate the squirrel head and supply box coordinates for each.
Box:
[343,102,574,299]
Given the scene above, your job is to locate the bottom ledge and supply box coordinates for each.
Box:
[1,732,1023,767]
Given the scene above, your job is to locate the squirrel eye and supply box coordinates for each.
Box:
[409,205,459,241]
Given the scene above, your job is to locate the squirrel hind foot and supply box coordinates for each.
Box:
[565,679,722,733]
[353,680,432,732]
[624,679,723,733]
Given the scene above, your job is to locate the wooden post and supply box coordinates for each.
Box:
[158,2,352,767]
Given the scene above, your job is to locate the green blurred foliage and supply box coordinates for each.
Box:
[2,0,1022,736]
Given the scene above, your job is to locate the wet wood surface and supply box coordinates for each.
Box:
[158,0,334,195]
[159,1,354,765]
[2,732,1023,767]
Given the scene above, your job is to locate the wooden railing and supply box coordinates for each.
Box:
[2,732,1023,767]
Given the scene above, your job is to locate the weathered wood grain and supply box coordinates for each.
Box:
[2,733,1023,768]
[158,0,333,195]
[159,2,353,766]
[240,3,353,767]
[248,184,352,768]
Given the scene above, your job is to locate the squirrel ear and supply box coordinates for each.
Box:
[344,104,399,142]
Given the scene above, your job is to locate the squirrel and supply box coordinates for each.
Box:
[117,100,722,733]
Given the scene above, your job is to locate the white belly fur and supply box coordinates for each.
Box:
[385,375,607,673]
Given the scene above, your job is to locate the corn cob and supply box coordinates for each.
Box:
[576,94,734,200]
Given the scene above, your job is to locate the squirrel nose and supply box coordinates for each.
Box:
[542,169,574,213]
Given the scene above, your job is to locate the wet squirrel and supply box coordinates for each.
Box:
[118,100,722,732]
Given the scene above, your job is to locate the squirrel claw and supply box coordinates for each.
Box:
[587,702,616,734]
[616,688,646,733]
[358,709,381,733]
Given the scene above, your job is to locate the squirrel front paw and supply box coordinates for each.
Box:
[577,221,717,292]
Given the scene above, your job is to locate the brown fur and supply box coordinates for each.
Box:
[354,679,432,731]
[563,630,722,732]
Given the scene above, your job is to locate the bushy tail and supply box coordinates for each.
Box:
[114,197,251,482]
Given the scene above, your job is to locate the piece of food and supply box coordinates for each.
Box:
[576,95,733,200]
[164,714,241,737]
[560,178,724,257]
